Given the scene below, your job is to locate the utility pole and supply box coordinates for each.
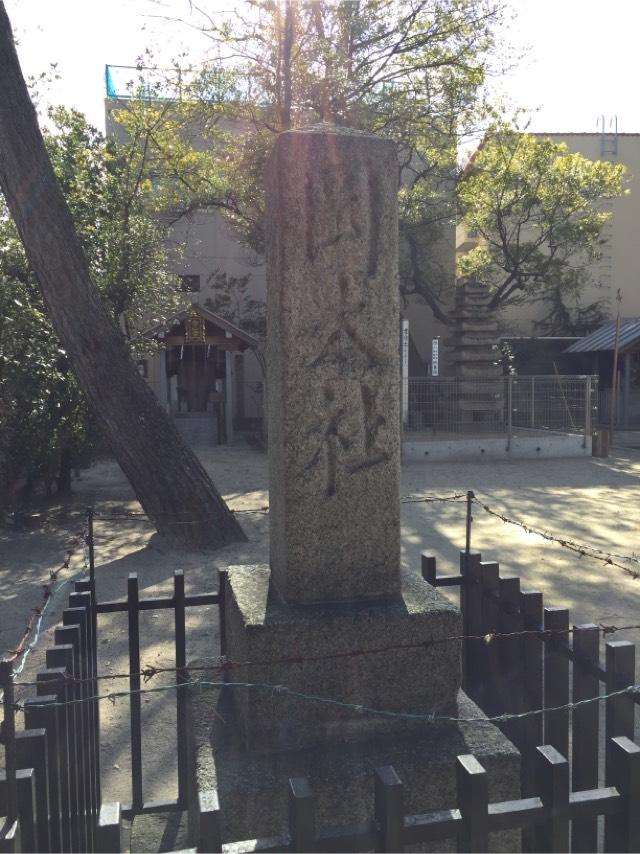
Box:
[610,289,623,446]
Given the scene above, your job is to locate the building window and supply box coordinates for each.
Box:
[179,274,201,293]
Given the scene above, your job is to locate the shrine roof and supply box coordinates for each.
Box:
[141,303,260,348]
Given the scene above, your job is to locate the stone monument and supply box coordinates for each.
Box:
[191,126,519,846]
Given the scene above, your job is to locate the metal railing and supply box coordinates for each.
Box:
[105,64,250,104]
[404,375,598,444]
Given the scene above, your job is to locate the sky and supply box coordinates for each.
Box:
[4,0,640,136]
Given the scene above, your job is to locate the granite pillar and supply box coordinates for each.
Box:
[266,126,401,604]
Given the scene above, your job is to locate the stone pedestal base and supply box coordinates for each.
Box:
[224,566,462,751]
[190,686,520,852]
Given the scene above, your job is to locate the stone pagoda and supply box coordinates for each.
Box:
[447,279,503,432]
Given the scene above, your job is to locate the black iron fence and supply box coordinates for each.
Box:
[193,737,640,852]
[2,505,640,851]
[424,542,640,853]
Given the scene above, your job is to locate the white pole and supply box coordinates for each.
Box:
[401,319,409,425]
[225,331,234,444]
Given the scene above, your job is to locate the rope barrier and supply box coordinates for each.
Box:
[471,496,640,580]
[9,619,640,689]
[6,524,88,670]
[13,675,640,727]
[91,493,465,524]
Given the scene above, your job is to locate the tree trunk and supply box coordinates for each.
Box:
[281,0,294,130]
[0,2,245,548]
[57,447,72,496]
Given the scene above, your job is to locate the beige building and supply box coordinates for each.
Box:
[456,130,640,336]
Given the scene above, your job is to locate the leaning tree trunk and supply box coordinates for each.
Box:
[0,2,245,548]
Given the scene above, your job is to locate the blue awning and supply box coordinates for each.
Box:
[565,318,640,353]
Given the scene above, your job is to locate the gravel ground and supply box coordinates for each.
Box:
[1,441,640,807]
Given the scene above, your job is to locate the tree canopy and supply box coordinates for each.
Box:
[112,2,625,336]
[457,127,627,333]
[112,0,509,320]
[0,106,182,514]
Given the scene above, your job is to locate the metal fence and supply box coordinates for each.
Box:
[4,507,640,851]
[424,518,640,853]
[405,375,598,442]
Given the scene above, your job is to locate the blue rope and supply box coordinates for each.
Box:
[18,677,638,727]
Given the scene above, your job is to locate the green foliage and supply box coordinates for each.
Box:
[457,127,627,333]
[112,0,507,319]
[204,270,265,339]
[0,108,182,516]
[204,269,267,376]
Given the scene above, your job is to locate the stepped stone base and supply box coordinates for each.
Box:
[224,566,462,752]
[190,684,520,851]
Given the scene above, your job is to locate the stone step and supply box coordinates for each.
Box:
[174,415,219,447]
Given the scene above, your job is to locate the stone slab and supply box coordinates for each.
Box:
[265,126,401,604]
[190,683,520,852]
[224,565,462,752]
[404,433,591,461]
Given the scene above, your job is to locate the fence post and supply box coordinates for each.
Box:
[45,646,82,852]
[460,551,482,691]
[0,817,20,852]
[36,668,73,852]
[74,577,101,813]
[534,745,569,853]
[197,789,221,853]
[420,553,437,586]
[478,561,500,717]
[507,376,513,449]
[96,802,121,853]
[65,595,97,846]
[456,755,488,854]
[465,491,474,557]
[605,641,636,788]
[218,569,228,666]
[498,577,524,751]
[543,607,570,758]
[174,571,189,807]
[374,765,404,853]
[605,736,640,852]
[531,376,535,429]
[0,768,36,854]
[584,376,592,448]
[15,729,50,853]
[127,573,144,811]
[86,506,95,584]
[23,695,62,852]
[288,777,315,852]
[0,662,17,827]
[571,623,600,853]
[520,590,543,854]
